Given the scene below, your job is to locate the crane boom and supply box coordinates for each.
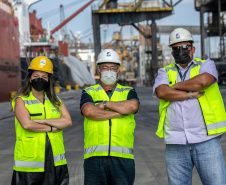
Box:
[51,0,94,36]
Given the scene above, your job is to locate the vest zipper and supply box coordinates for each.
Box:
[43,97,46,119]
[108,89,114,156]
[104,85,116,157]
[108,119,111,156]
[44,107,46,119]
[44,107,47,136]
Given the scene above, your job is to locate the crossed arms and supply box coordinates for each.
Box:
[14,98,72,133]
[156,73,216,101]
[81,100,139,121]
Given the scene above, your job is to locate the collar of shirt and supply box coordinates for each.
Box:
[175,60,195,70]
[99,83,117,99]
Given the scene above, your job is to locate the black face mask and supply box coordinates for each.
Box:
[173,49,192,64]
[31,78,49,91]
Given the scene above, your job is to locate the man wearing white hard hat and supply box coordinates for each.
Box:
[80,49,139,184]
[153,28,226,184]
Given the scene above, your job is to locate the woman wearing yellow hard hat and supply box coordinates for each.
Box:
[11,56,72,185]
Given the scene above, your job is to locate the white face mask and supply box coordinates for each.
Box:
[100,70,117,85]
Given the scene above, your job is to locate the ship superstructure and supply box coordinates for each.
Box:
[0,0,20,102]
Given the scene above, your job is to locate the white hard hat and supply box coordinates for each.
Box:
[169,28,194,47]
[96,49,121,66]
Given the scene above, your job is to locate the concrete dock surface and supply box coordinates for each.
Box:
[1,86,226,185]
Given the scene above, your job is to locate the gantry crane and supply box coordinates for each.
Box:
[92,0,182,85]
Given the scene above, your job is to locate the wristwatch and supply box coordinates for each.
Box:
[103,101,108,109]
[189,91,193,99]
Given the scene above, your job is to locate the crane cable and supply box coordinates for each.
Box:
[79,24,109,39]
[39,0,82,18]
[37,0,87,20]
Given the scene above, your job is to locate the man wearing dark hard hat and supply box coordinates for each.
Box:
[154,28,226,184]
[80,49,139,185]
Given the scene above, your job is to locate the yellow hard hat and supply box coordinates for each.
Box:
[28,56,53,74]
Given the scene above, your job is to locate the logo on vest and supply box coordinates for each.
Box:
[51,109,57,113]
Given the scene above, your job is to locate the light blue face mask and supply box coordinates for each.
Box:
[100,70,117,85]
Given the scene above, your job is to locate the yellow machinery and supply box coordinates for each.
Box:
[106,27,139,86]
[94,0,173,13]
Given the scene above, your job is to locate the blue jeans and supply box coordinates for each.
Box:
[83,156,135,185]
[165,136,226,185]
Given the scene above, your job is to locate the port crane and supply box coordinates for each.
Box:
[50,0,94,37]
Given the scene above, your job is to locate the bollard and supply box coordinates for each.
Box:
[55,86,60,93]
[54,81,60,93]
[66,85,71,90]
[75,84,79,90]
[9,91,17,101]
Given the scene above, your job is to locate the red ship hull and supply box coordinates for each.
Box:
[0,7,20,102]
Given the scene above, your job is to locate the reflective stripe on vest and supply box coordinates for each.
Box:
[156,58,226,138]
[85,86,102,92]
[14,160,44,168]
[24,100,40,105]
[54,153,66,163]
[84,145,133,155]
[85,85,132,93]
[206,121,226,130]
[114,88,131,92]
[13,152,66,171]
[24,97,49,105]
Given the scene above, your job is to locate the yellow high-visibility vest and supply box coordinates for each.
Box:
[12,91,67,172]
[156,58,226,138]
[84,83,136,159]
